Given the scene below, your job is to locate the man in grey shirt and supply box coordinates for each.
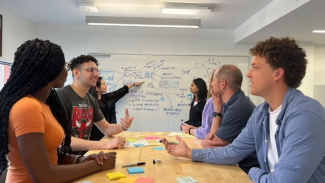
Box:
[189,64,259,173]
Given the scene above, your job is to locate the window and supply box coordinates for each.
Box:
[0,61,11,90]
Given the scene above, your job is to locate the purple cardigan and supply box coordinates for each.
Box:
[194,97,213,139]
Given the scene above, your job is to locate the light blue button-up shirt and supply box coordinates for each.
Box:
[192,88,325,183]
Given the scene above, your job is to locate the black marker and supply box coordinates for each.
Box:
[121,162,146,168]
[159,139,178,145]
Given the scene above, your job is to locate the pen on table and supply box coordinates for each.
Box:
[159,139,178,145]
[121,162,146,168]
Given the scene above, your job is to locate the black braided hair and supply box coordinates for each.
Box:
[0,39,72,175]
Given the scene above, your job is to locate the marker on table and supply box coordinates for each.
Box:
[122,162,146,168]
[158,139,178,145]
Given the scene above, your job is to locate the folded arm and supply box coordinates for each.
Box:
[18,133,116,182]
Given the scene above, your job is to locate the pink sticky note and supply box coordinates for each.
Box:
[144,136,160,140]
[135,177,155,183]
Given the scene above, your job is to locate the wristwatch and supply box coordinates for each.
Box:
[212,112,222,118]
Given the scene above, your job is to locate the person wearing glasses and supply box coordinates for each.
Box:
[0,40,116,182]
[88,77,144,141]
[57,55,134,154]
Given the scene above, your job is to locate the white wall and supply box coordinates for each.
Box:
[35,25,252,60]
[314,44,325,86]
[1,4,323,107]
[0,2,35,62]
[35,24,265,105]
[313,44,325,107]
[298,42,314,98]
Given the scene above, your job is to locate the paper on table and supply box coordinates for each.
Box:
[168,132,195,138]
[124,140,149,147]
[176,176,198,183]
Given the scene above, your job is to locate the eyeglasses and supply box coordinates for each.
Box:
[81,67,100,74]
[64,63,71,71]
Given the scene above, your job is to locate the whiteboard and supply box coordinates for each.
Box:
[97,54,250,132]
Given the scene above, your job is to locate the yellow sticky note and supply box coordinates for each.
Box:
[126,138,137,142]
[149,143,161,146]
[106,172,126,180]
[118,177,138,183]
[154,132,164,135]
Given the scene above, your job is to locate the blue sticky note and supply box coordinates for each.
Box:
[127,167,144,174]
[152,147,164,151]
[134,144,145,147]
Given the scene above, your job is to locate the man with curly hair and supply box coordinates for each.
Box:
[161,37,325,183]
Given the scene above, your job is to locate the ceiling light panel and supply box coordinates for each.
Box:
[79,2,98,12]
[86,16,200,28]
[162,6,211,15]
[312,30,325,33]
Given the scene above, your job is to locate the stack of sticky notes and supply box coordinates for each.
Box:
[135,177,155,183]
[117,177,138,183]
[127,167,144,174]
[106,172,126,180]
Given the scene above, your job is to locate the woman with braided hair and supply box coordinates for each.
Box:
[0,39,116,182]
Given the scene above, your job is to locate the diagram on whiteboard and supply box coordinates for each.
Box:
[98,55,249,132]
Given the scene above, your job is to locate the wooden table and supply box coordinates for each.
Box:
[73,132,251,183]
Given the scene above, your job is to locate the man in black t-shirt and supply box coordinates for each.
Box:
[57,55,134,152]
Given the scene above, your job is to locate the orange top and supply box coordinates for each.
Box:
[6,95,64,183]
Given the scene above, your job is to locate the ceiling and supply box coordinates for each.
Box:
[1,0,325,44]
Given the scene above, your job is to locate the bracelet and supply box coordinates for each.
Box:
[74,155,83,164]
[122,126,128,131]
[188,128,193,135]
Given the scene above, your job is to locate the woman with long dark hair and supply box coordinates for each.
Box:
[181,78,207,131]
[0,39,116,182]
[88,77,144,140]
[181,70,219,138]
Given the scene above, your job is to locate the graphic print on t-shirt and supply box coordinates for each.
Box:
[72,103,93,139]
